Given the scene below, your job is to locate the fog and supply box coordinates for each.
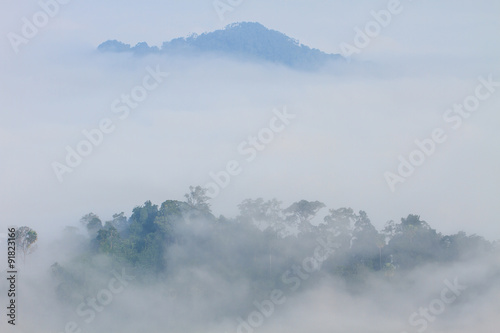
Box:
[2,51,499,238]
[1,202,499,333]
[0,0,499,332]
[1,0,499,238]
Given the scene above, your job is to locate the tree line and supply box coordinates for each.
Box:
[74,186,493,275]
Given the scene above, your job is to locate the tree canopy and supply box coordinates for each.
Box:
[51,187,496,302]
[15,226,38,263]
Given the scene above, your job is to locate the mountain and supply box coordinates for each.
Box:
[97,22,344,70]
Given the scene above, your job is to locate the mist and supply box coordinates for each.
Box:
[1,0,499,332]
[1,197,499,333]
[1,49,499,238]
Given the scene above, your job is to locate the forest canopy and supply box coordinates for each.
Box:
[54,186,494,286]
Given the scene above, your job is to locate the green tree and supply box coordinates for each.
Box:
[154,200,189,244]
[15,226,38,264]
[238,198,285,235]
[107,212,128,232]
[321,207,356,250]
[284,200,325,234]
[238,198,286,278]
[387,214,441,269]
[129,201,159,236]
[351,211,380,269]
[80,213,103,237]
[185,186,211,213]
[375,234,386,270]
[382,220,397,242]
[96,224,120,253]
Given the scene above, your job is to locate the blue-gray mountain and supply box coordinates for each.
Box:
[97,22,344,70]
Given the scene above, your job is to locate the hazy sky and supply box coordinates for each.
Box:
[0,0,499,241]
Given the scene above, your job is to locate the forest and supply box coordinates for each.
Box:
[42,186,496,320]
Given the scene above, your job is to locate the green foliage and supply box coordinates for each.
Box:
[185,186,211,213]
[60,188,494,293]
[107,212,128,231]
[284,200,325,234]
[129,200,159,236]
[96,224,119,253]
[80,213,103,237]
[238,198,285,236]
[15,226,38,263]
[387,215,442,269]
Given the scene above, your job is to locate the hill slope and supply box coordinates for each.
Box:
[97,22,343,70]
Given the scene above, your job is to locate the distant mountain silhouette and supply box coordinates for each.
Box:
[97,22,343,70]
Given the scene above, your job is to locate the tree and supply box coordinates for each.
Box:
[375,234,386,270]
[96,224,120,253]
[321,207,356,248]
[129,201,159,236]
[284,200,325,234]
[107,212,128,232]
[238,198,286,278]
[351,211,380,269]
[398,214,431,243]
[440,231,492,261]
[238,198,267,223]
[386,214,442,269]
[15,226,38,264]
[237,198,285,235]
[154,200,188,244]
[353,211,378,238]
[185,186,211,213]
[80,213,103,237]
[382,220,396,242]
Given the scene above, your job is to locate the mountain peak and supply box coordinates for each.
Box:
[97,22,343,70]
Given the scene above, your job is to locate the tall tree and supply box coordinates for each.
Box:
[96,224,120,253]
[129,201,159,236]
[15,226,38,264]
[387,214,441,269]
[238,198,285,234]
[238,198,286,277]
[321,207,356,249]
[185,186,211,213]
[284,200,325,234]
[80,213,103,237]
[107,212,128,232]
[351,211,380,269]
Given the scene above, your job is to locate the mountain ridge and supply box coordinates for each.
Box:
[97,22,344,70]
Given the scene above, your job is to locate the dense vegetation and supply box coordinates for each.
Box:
[49,186,496,311]
[97,22,343,70]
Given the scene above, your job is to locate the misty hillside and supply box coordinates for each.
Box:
[8,187,500,332]
[97,22,344,70]
[55,188,496,282]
